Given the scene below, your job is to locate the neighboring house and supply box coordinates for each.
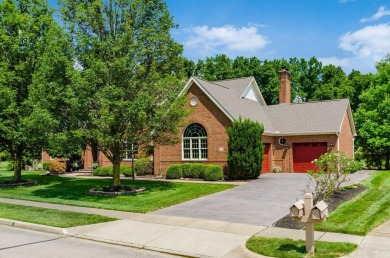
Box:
[154,67,356,174]
[42,67,356,174]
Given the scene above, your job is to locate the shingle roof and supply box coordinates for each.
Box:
[190,77,353,136]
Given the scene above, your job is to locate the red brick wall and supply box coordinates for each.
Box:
[154,82,232,175]
[338,111,354,158]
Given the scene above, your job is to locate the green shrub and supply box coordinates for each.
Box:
[189,163,206,178]
[48,160,66,174]
[166,165,182,179]
[203,165,223,181]
[181,163,193,178]
[43,161,52,171]
[135,158,152,176]
[121,166,134,177]
[93,166,134,177]
[227,117,264,180]
[93,167,113,176]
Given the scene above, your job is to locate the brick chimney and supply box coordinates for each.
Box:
[279,66,291,104]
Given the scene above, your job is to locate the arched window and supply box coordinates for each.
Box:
[182,123,208,160]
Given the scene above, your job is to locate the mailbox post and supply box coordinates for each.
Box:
[290,192,328,255]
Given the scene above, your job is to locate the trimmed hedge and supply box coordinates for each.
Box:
[166,165,182,179]
[93,167,112,176]
[166,163,223,181]
[93,166,134,177]
[204,165,224,181]
[121,166,134,177]
[135,158,152,176]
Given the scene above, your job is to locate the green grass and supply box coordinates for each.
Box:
[315,171,390,235]
[0,163,235,213]
[0,202,116,228]
[246,237,357,258]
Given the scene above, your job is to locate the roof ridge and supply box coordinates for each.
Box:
[193,76,230,89]
[213,76,254,82]
[266,99,349,107]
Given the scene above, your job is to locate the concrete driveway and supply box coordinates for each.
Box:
[154,171,372,227]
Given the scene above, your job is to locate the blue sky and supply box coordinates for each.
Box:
[49,0,390,74]
[165,0,390,74]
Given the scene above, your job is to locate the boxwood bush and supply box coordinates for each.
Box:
[93,166,112,176]
[135,158,152,175]
[203,165,223,181]
[93,166,134,177]
[181,163,193,178]
[121,166,134,177]
[166,165,182,179]
[189,163,207,178]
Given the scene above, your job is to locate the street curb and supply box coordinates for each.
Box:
[239,244,271,258]
[0,218,68,235]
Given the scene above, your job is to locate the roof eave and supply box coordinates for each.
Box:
[186,77,235,122]
[263,130,340,136]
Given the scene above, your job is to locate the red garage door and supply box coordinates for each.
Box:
[293,143,327,173]
[262,143,270,173]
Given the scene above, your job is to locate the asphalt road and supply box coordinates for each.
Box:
[0,225,176,258]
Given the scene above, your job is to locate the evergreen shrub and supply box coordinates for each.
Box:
[43,161,52,171]
[135,158,152,175]
[227,117,264,180]
[166,165,182,179]
[121,166,134,177]
[93,167,112,176]
[203,165,223,181]
[189,163,206,178]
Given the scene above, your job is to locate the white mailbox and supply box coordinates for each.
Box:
[290,199,305,218]
[311,200,328,220]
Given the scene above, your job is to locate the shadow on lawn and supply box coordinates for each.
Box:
[4,173,178,201]
[278,243,306,254]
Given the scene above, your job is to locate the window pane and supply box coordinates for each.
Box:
[201,149,208,159]
[183,139,190,149]
[192,149,199,159]
[184,149,190,159]
[201,138,207,148]
[192,139,199,148]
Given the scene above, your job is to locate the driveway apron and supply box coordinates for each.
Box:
[154,171,372,227]
[154,173,308,227]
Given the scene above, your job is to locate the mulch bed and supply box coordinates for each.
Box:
[273,185,366,229]
[89,185,146,195]
[0,180,37,187]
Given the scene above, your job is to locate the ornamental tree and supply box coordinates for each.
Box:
[227,117,264,180]
[0,0,72,181]
[59,0,187,186]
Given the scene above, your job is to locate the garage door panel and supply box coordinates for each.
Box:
[293,143,327,173]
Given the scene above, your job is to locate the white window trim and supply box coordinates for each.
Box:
[182,136,208,161]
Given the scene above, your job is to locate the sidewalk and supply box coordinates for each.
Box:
[0,197,389,257]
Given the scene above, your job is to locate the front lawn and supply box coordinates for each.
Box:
[0,165,235,213]
[0,202,116,228]
[315,171,390,235]
[246,237,357,258]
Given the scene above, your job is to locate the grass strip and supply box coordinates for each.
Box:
[0,164,235,213]
[0,202,116,228]
[315,171,390,235]
[246,236,357,258]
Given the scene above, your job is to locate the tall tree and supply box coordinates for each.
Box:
[60,0,187,186]
[0,0,70,181]
[355,55,390,169]
[346,70,373,112]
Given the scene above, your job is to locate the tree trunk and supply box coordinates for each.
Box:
[386,149,390,170]
[112,159,121,186]
[13,152,23,182]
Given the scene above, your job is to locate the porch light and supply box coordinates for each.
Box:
[273,144,277,150]
[285,144,289,150]
[330,143,334,150]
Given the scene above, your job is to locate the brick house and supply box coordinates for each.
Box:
[42,67,356,174]
[153,67,356,175]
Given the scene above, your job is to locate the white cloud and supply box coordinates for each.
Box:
[184,25,269,55]
[318,57,350,67]
[339,23,390,61]
[360,6,390,23]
